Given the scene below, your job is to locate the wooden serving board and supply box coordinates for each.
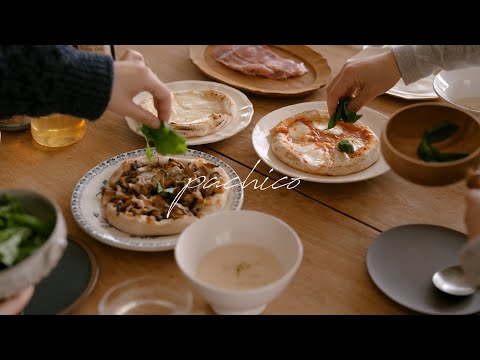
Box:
[189,45,331,98]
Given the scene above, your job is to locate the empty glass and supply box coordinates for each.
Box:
[98,276,193,315]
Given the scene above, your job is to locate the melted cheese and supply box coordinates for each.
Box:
[288,121,311,141]
[170,90,231,124]
[324,127,344,136]
[333,150,350,162]
[346,138,365,151]
[290,142,316,153]
[302,149,327,166]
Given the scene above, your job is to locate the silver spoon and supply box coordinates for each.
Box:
[432,265,476,296]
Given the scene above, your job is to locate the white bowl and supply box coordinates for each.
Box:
[0,189,68,299]
[433,67,480,116]
[175,210,303,315]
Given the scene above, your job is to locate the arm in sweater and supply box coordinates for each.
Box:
[391,45,480,85]
[0,45,113,120]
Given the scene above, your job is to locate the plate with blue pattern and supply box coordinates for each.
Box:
[71,148,244,252]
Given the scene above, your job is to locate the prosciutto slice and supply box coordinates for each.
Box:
[212,45,308,80]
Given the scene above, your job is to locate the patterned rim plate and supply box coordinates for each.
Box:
[71,149,244,252]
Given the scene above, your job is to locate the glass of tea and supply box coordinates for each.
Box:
[98,276,193,315]
[30,113,86,147]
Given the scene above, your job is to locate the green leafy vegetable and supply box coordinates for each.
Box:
[338,139,355,154]
[156,183,177,196]
[417,122,469,162]
[140,123,187,162]
[0,194,53,268]
[327,96,363,130]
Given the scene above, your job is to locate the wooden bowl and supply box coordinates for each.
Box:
[381,103,480,186]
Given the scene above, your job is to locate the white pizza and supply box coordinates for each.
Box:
[140,89,236,137]
[270,109,380,176]
[101,156,230,236]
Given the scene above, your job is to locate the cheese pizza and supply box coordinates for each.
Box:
[140,90,236,137]
[270,110,380,176]
[101,156,230,236]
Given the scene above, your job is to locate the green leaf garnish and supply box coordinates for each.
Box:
[156,183,177,197]
[417,122,469,162]
[327,96,363,130]
[0,194,53,268]
[140,122,187,161]
[338,139,355,154]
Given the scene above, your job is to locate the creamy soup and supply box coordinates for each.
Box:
[196,244,284,290]
[455,97,480,111]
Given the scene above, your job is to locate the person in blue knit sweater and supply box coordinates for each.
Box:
[0,45,171,129]
[0,45,172,314]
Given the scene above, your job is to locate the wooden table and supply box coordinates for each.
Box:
[0,45,467,314]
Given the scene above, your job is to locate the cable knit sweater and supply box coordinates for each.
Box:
[391,45,480,85]
[0,45,113,120]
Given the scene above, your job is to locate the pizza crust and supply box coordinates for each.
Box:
[270,109,380,176]
[101,156,230,236]
[140,90,236,138]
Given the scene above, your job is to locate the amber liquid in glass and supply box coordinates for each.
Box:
[31,114,86,147]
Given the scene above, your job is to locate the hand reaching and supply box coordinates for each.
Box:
[326,49,401,117]
[107,49,172,129]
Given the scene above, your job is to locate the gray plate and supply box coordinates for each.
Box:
[367,224,480,315]
[23,238,98,315]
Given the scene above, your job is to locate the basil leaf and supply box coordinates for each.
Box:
[418,122,469,162]
[338,139,355,154]
[145,141,153,162]
[140,122,187,158]
[326,96,362,130]
[434,152,469,162]
[424,122,459,144]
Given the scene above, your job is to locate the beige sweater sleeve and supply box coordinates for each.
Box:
[391,45,480,85]
[459,235,480,287]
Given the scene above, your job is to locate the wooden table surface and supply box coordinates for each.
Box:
[0,45,467,315]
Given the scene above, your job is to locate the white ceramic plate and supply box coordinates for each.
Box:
[125,80,254,145]
[252,101,390,183]
[353,47,438,100]
[433,67,480,115]
[71,149,244,252]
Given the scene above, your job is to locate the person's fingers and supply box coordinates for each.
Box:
[326,70,344,117]
[124,102,161,129]
[120,49,145,64]
[466,189,480,205]
[346,87,375,113]
[327,75,357,117]
[0,286,34,315]
[142,71,172,122]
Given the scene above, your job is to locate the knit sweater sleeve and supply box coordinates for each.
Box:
[0,45,113,120]
[391,45,480,85]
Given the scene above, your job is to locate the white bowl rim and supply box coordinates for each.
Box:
[433,68,480,114]
[175,210,303,296]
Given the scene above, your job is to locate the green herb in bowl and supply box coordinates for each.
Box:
[417,122,469,162]
[0,194,54,269]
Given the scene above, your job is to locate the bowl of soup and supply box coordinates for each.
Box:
[175,210,303,315]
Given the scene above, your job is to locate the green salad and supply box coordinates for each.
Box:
[0,194,54,269]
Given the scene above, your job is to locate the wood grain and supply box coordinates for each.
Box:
[189,45,332,97]
[0,45,463,315]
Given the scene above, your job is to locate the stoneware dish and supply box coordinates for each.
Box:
[175,210,303,315]
[0,189,68,299]
[381,103,480,186]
